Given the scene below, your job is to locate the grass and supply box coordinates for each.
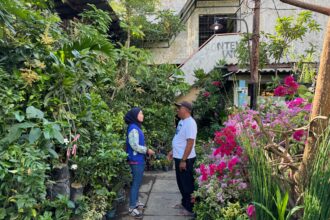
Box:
[303,126,330,220]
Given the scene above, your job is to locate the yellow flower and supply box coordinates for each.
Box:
[40,23,55,45]
[34,60,46,69]
[20,68,40,86]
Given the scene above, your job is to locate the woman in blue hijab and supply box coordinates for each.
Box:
[124,107,155,218]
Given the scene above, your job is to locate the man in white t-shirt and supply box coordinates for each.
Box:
[167,101,197,216]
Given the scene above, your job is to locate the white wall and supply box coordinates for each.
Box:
[158,0,188,14]
[180,34,241,84]
[148,0,328,65]
[149,2,239,64]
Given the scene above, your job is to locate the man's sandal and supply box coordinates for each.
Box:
[172,203,184,209]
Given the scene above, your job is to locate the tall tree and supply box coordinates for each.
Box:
[279,0,330,191]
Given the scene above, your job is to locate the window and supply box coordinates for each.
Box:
[199,14,236,46]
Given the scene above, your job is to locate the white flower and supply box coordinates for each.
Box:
[64,138,69,145]
[71,164,78,170]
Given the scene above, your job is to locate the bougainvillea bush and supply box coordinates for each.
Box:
[193,75,312,219]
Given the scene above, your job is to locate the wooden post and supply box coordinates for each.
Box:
[250,0,261,110]
[298,18,330,188]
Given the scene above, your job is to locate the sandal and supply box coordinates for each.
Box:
[172,203,184,209]
[128,208,143,219]
[135,201,146,209]
[179,209,194,216]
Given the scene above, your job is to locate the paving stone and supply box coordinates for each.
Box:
[140,175,155,193]
[144,192,183,216]
[114,168,190,220]
[143,216,193,220]
[151,179,180,193]
[155,170,177,180]
[115,192,148,218]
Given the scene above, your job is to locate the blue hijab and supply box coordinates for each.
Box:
[124,107,142,128]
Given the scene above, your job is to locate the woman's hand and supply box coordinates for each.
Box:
[147,148,155,155]
[167,150,173,161]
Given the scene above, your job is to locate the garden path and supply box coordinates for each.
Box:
[115,170,194,220]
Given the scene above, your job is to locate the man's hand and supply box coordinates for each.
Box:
[167,150,173,161]
[179,161,187,172]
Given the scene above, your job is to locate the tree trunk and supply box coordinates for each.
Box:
[124,7,131,77]
[250,0,261,110]
[296,18,330,190]
[279,0,330,16]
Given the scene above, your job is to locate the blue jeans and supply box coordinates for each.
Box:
[129,164,145,209]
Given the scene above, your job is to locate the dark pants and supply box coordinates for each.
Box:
[174,157,196,212]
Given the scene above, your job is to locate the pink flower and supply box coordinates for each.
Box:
[304,103,312,111]
[228,157,239,172]
[293,130,305,141]
[66,148,71,158]
[217,162,226,174]
[73,134,80,142]
[284,75,295,86]
[246,204,256,217]
[287,97,305,108]
[284,76,299,95]
[209,164,217,176]
[236,146,243,157]
[203,91,210,97]
[274,85,288,96]
[72,144,77,156]
[212,81,221,87]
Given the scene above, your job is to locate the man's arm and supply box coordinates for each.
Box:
[179,139,194,171]
[182,139,194,161]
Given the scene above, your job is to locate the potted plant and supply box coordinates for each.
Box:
[161,159,172,171]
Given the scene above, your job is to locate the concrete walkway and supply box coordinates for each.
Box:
[115,170,194,220]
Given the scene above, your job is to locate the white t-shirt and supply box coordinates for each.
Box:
[172,116,197,159]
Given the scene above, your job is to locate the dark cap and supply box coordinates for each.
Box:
[175,101,193,111]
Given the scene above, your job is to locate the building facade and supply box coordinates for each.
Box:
[147,0,328,105]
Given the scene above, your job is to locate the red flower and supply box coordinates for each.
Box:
[203,91,210,97]
[209,164,217,176]
[217,162,226,174]
[214,126,238,156]
[274,85,288,96]
[284,75,299,95]
[284,75,295,86]
[293,130,305,141]
[212,81,221,87]
[236,146,243,157]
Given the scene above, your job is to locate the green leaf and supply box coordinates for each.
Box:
[51,124,64,144]
[67,200,75,209]
[1,127,22,144]
[29,127,42,144]
[286,205,304,220]
[15,122,35,129]
[0,208,6,219]
[43,126,51,140]
[48,148,59,159]
[26,106,44,119]
[252,202,277,220]
[280,192,289,220]
[14,111,25,122]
